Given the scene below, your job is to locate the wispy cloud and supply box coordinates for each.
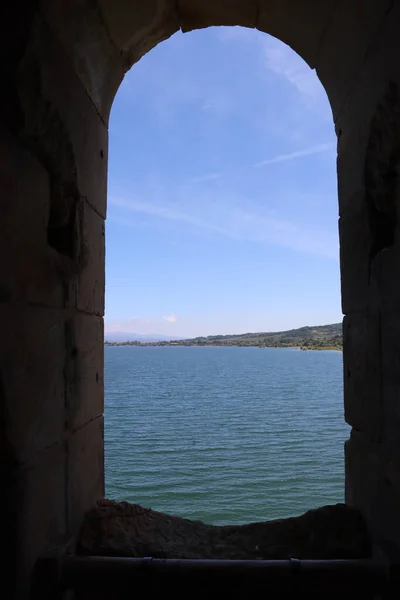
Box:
[120,32,237,123]
[111,197,234,237]
[110,192,338,260]
[188,141,334,184]
[217,27,329,113]
[109,28,338,263]
[253,143,334,167]
[261,37,322,99]
[260,36,332,118]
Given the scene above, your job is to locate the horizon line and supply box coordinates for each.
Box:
[104,320,343,341]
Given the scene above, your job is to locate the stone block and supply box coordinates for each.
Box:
[257,0,336,69]
[0,127,64,307]
[0,305,66,464]
[337,68,400,318]
[336,133,369,219]
[334,0,400,214]
[79,499,371,560]
[343,314,382,441]
[67,416,104,531]
[336,82,400,219]
[339,201,374,314]
[99,0,179,68]
[66,313,104,432]
[374,245,400,315]
[345,430,400,554]
[41,0,125,120]
[16,444,67,597]
[381,313,400,450]
[75,202,105,316]
[179,0,257,31]
[345,431,380,507]
[19,15,108,218]
[316,0,392,120]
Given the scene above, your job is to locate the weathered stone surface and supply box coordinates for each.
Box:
[2,1,400,598]
[19,14,108,219]
[0,305,66,463]
[258,0,336,69]
[345,430,400,556]
[381,313,400,450]
[179,0,257,32]
[66,313,104,432]
[336,142,366,219]
[377,246,400,314]
[76,202,105,315]
[335,0,400,215]
[68,416,105,532]
[99,0,179,71]
[0,127,64,307]
[338,79,400,310]
[343,314,382,441]
[339,202,374,314]
[345,431,380,509]
[41,0,125,120]
[338,73,400,220]
[317,0,393,120]
[78,500,371,559]
[16,444,67,598]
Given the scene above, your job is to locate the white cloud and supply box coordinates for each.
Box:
[120,39,237,123]
[109,29,338,263]
[187,142,334,184]
[111,197,234,237]
[110,192,338,261]
[260,36,332,117]
[163,315,178,323]
[253,142,335,167]
[217,26,329,113]
[262,37,319,96]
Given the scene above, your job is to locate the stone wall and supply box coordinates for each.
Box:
[0,1,399,598]
[0,5,107,597]
[332,2,400,558]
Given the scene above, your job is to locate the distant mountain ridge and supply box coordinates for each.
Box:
[104,332,182,342]
[105,323,343,350]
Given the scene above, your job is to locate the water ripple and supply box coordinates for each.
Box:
[105,346,348,525]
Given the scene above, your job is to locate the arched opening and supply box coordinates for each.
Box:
[104,25,346,525]
[2,1,400,596]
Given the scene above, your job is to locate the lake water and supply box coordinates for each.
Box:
[105,346,348,525]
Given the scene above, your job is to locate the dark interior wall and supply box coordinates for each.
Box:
[0,3,106,597]
[0,1,399,598]
[333,4,400,559]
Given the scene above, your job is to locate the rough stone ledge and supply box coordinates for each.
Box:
[78,500,371,560]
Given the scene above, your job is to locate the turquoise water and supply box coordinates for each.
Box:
[105,346,348,525]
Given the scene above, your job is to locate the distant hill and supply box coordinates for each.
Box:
[104,332,182,343]
[105,323,343,350]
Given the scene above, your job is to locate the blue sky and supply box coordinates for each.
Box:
[105,26,341,338]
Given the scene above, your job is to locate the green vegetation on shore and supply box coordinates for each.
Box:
[105,323,343,351]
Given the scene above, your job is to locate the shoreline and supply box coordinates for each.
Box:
[104,323,343,352]
[104,343,343,351]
